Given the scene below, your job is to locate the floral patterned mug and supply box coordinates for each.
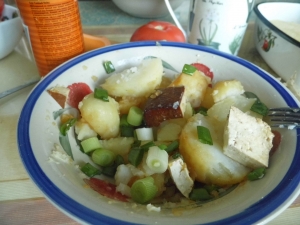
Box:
[166,0,255,55]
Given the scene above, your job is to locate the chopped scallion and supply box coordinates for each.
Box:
[244,91,268,116]
[248,167,266,181]
[196,106,208,116]
[130,177,158,204]
[182,64,197,76]
[60,118,77,136]
[103,61,115,74]
[120,114,134,137]
[189,188,212,201]
[94,87,109,102]
[102,155,124,177]
[127,106,143,126]
[81,137,102,154]
[146,146,168,173]
[128,147,144,167]
[172,152,182,159]
[165,140,179,153]
[197,126,213,145]
[158,144,167,150]
[80,162,101,177]
[140,141,155,151]
[92,148,116,167]
[136,127,154,141]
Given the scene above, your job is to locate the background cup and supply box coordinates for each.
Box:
[166,0,255,55]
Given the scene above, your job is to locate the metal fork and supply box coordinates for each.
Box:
[268,107,300,129]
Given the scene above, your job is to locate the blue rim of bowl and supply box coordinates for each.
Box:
[18,41,300,225]
[253,1,300,48]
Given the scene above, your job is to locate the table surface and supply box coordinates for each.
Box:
[0,1,300,224]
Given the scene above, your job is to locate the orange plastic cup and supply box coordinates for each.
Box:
[15,0,85,77]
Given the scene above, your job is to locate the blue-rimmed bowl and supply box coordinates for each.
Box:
[18,42,300,225]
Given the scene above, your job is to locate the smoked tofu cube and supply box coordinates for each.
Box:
[223,106,274,169]
[47,85,70,108]
[168,157,194,198]
[143,86,186,127]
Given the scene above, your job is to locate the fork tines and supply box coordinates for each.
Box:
[268,107,300,129]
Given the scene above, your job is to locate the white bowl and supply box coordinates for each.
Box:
[0,5,23,59]
[112,0,183,18]
[18,42,300,224]
[253,2,300,88]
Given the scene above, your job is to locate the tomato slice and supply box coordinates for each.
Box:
[191,63,214,80]
[67,83,92,110]
[84,178,129,202]
[269,130,282,156]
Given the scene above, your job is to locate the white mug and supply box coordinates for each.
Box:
[165,0,255,55]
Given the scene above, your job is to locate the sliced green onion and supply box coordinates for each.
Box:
[132,140,141,148]
[120,114,134,137]
[247,167,266,181]
[92,148,116,167]
[172,152,182,159]
[189,188,212,201]
[197,126,213,145]
[203,184,219,193]
[196,106,208,116]
[165,140,179,153]
[130,177,158,204]
[244,91,268,116]
[146,146,168,173]
[60,118,77,136]
[140,141,155,151]
[94,87,109,102]
[158,144,167,150]
[103,61,115,74]
[81,137,102,154]
[102,155,124,177]
[80,162,101,177]
[128,147,144,167]
[127,106,143,126]
[120,126,134,137]
[136,127,154,141]
[182,64,197,76]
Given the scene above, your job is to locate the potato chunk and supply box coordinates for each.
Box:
[212,80,244,103]
[143,86,186,127]
[101,58,163,98]
[179,113,250,186]
[79,93,120,139]
[169,70,210,108]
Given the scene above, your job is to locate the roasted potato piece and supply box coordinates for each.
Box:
[179,113,251,186]
[79,93,120,139]
[207,95,256,123]
[201,86,214,109]
[101,58,163,98]
[169,69,210,108]
[212,80,244,103]
[117,96,147,115]
[157,122,182,141]
[143,86,186,127]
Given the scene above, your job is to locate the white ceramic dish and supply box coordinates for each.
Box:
[18,42,300,225]
[112,0,183,18]
[253,2,300,88]
[0,5,23,59]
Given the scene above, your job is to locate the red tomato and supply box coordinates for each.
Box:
[0,0,4,18]
[130,21,186,42]
[67,83,92,110]
[269,130,282,156]
[84,178,129,202]
[191,63,214,80]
